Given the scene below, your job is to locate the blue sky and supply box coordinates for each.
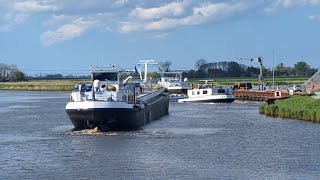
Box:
[0,0,319,75]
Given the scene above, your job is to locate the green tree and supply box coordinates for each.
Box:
[9,70,27,82]
[148,72,160,80]
[275,63,287,76]
[294,61,310,76]
[227,61,241,77]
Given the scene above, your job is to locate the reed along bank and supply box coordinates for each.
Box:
[259,95,320,122]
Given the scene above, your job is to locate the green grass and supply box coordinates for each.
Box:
[0,76,308,91]
[0,79,90,91]
[259,96,320,122]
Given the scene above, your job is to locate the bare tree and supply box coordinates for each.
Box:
[195,59,207,71]
[158,61,172,72]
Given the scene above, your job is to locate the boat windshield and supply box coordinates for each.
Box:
[93,72,118,81]
[73,84,92,92]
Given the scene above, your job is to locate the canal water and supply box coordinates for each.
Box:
[1,91,320,179]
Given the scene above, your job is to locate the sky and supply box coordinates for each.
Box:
[0,0,319,76]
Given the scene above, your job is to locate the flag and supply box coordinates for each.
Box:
[134,65,138,73]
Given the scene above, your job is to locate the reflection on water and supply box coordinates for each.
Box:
[1,90,320,179]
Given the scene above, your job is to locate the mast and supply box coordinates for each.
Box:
[272,50,275,89]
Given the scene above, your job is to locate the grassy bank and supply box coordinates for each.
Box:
[0,79,90,91]
[259,96,320,122]
[0,76,308,91]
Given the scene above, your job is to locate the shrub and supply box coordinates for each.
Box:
[259,96,320,122]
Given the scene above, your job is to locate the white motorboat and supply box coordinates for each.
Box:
[178,81,235,103]
[157,71,189,95]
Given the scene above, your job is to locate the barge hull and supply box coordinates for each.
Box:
[66,108,144,131]
[66,93,169,131]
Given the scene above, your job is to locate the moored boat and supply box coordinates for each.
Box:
[178,81,235,103]
[157,71,189,101]
[157,71,189,94]
[66,65,169,131]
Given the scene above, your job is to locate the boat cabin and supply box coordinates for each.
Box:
[188,81,232,98]
[158,71,189,94]
[90,67,122,92]
[160,71,185,83]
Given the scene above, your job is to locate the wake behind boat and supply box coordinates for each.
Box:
[66,64,169,131]
[178,80,235,103]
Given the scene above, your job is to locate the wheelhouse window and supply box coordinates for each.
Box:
[203,90,208,94]
[218,89,225,93]
[164,74,175,78]
[93,72,118,81]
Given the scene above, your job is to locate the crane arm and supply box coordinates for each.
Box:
[237,57,264,91]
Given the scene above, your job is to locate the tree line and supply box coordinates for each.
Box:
[1,60,318,82]
[0,63,27,82]
[28,73,90,80]
[179,59,318,79]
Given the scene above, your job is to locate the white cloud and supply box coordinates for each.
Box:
[129,1,187,20]
[120,21,141,33]
[150,33,169,39]
[40,18,97,46]
[188,2,247,24]
[121,2,247,32]
[0,0,58,31]
[42,14,75,27]
[265,0,320,12]
[308,0,320,5]
[309,14,320,21]
[145,18,179,31]
[112,0,130,8]
[13,0,58,13]
[1,0,319,45]
[0,12,30,32]
[4,12,30,24]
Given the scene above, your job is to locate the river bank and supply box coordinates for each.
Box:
[0,77,308,91]
[0,80,89,91]
[259,95,320,122]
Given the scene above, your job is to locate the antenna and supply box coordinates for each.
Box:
[272,50,275,89]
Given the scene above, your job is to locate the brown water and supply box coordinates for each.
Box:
[1,90,320,179]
